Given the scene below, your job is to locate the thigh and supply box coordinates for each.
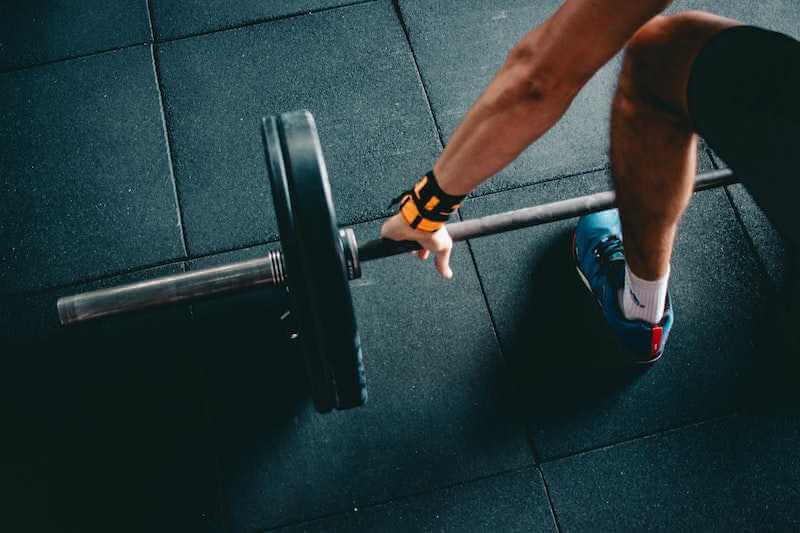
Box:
[687,25,800,248]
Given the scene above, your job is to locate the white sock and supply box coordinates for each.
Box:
[618,264,669,325]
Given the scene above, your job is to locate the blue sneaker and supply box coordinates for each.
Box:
[572,209,673,364]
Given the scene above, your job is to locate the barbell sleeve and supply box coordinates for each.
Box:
[57,251,287,326]
[357,168,736,262]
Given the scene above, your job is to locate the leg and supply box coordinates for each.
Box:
[577,12,799,360]
[574,12,741,361]
[611,11,741,281]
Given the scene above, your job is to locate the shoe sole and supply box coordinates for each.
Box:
[571,230,662,365]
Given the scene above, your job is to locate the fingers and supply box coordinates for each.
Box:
[434,244,453,279]
[380,214,454,279]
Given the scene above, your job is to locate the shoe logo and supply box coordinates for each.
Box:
[629,288,646,308]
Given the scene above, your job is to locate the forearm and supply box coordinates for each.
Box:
[434,50,578,195]
[434,0,673,196]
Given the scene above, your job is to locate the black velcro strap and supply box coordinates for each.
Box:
[389,169,467,232]
[409,170,466,217]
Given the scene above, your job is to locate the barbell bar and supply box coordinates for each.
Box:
[56,110,737,413]
[57,167,736,325]
[359,167,736,261]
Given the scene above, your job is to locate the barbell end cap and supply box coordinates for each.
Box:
[57,296,78,326]
[339,227,361,280]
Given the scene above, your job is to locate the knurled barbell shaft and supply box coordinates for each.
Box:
[57,250,286,326]
[57,168,735,326]
[357,168,736,261]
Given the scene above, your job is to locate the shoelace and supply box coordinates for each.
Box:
[594,236,626,290]
[595,236,625,269]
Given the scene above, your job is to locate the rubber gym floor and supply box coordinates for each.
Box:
[2,1,799,532]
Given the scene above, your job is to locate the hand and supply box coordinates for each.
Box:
[380,214,454,279]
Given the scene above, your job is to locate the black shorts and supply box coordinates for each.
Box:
[687,25,800,248]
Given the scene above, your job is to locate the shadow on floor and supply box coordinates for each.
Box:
[738,258,800,415]
[504,229,655,422]
[3,315,216,532]
[194,287,311,473]
[503,229,800,425]
[1,286,311,532]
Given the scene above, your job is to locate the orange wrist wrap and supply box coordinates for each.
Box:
[388,170,466,233]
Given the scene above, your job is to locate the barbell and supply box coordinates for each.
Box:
[56,110,737,413]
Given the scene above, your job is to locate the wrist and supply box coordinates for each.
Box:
[432,161,472,197]
[389,170,466,232]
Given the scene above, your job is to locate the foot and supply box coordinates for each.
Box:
[573,209,673,363]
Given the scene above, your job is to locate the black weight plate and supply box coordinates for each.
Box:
[262,115,337,414]
[277,110,367,410]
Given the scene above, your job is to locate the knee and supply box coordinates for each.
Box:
[622,15,684,97]
[625,14,679,67]
[620,11,736,110]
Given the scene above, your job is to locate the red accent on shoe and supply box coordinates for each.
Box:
[651,326,663,356]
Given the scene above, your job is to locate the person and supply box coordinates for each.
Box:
[380,0,800,362]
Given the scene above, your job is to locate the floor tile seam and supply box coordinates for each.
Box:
[192,382,234,533]
[180,210,418,257]
[725,196,775,274]
[177,253,233,532]
[458,144,723,203]
[145,0,189,259]
[715,173,778,292]
[0,0,376,74]
[327,208,440,234]
[1,255,191,298]
[390,0,445,151]
[341,210,419,230]
[465,165,611,202]
[523,423,544,464]
[390,0,605,407]
[1,169,619,298]
[0,42,151,75]
[153,0,378,45]
[2,234,292,298]
[535,465,563,533]
[176,210,397,266]
[537,412,738,466]
[459,234,538,460]
[191,303,234,533]
[147,42,189,259]
[258,464,540,533]
[144,0,156,42]
[392,0,608,200]
[145,0,161,43]
[702,148,775,290]
[3,164,614,297]
[186,237,286,265]
[459,212,507,363]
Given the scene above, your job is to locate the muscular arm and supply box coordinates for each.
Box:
[435,0,674,195]
[382,0,674,278]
